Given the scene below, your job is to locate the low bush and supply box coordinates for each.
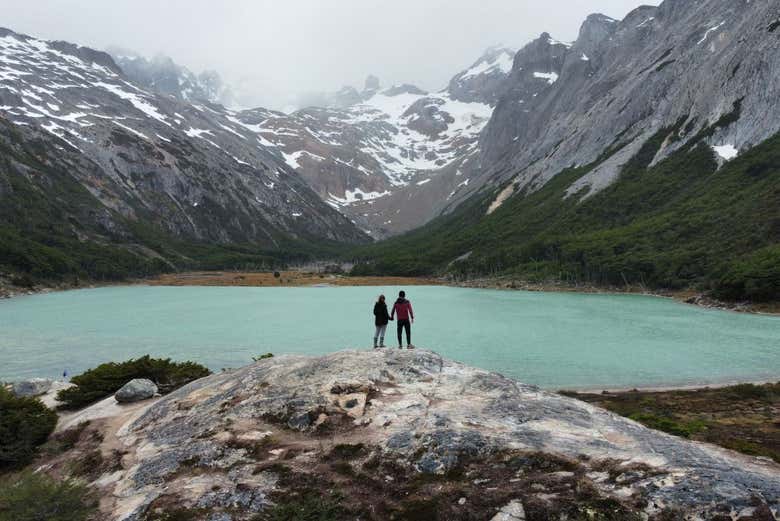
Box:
[627,412,708,438]
[56,355,211,410]
[0,387,58,470]
[0,471,95,521]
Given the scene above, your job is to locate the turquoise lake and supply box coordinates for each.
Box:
[0,285,778,389]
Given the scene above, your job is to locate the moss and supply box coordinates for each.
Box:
[328,443,367,461]
[258,490,349,521]
[331,461,355,476]
[253,353,274,361]
[144,507,210,521]
[395,499,439,520]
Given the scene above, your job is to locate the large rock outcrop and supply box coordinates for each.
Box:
[52,350,779,520]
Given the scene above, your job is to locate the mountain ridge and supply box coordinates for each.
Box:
[0,26,367,281]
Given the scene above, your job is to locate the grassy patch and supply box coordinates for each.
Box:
[627,412,708,438]
[570,383,780,462]
[258,490,349,521]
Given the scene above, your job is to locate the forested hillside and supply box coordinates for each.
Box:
[351,130,780,302]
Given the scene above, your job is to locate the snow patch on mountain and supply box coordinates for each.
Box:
[460,50,514,79]
[712,143,738,160]
[533,72,560,84]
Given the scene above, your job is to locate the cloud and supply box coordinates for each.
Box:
[1,0,655,110]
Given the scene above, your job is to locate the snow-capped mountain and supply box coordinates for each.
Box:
[226,47,516,237]
[0,27,366,249]
[448,46,515,104]
[108,48,234,107]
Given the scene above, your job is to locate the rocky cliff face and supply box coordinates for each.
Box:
[459,0,780,210]
[0,28,366,247]
[46,350,780,520]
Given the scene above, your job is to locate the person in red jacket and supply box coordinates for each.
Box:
[390,290,414,349]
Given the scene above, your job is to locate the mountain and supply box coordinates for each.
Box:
[229,47,515,238]
[459,2,780,207]
[0,27,367,281]
[352,0,780,301]
[108,48,234,107]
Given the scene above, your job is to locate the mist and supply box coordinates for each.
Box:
[2,0,655,110]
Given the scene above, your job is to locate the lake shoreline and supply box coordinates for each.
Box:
[2,270,777,317]
[561,377,780,395]
[452,276,780,316]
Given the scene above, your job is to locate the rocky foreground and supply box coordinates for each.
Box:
[39,350,780,520]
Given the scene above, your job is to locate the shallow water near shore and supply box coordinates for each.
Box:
[0,285,778,389]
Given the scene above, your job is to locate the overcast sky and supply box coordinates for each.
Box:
[3,0,654,110]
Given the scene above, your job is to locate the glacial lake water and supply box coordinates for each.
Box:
[0,285,778,390]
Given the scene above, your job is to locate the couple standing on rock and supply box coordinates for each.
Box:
[373,290,415,349]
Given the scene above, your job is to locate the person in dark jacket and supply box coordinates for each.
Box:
[390,290,414,349]
[373,294,391,348]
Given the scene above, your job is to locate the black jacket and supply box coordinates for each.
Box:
[373,301,390,326]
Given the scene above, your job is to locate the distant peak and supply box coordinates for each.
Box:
[364,75,381,92]
[382,84,427,97]
[546,35,573,49]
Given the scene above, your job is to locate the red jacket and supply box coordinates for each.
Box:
[391,298,414,321]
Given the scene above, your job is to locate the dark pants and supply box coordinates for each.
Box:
[397,319,411,346]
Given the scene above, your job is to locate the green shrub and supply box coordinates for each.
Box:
[347,131,780,302]
[627,412,707,438]
[56,355,211,410]
[0,388,58,470]
[0,471,95,521]
[726,383,772,400]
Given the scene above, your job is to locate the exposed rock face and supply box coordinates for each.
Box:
[448,46,516,105]
[458,0,780,211]
[251,0,780,237]
[115,379,158,403]
[11,377,52,397]
[73,350,779,520]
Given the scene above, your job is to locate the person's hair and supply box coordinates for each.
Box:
[399,290,406,298]
[378,294,385,303]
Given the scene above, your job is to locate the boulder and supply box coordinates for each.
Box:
[115,378,158,403]
[12,378,53,397]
